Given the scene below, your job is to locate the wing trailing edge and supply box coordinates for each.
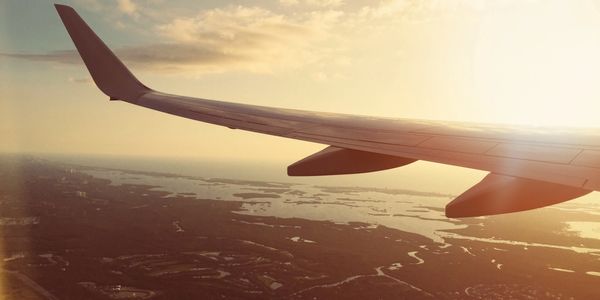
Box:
[445,173,591,218]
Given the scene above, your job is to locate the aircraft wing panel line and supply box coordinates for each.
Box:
[411,125,600,149]
[141,92,599,158]
[572,150,600,168]
[142,93,600,159]
[141,92,600,157]
[144,93,600,150]
[138,91,600,185]
[134,90,600,188]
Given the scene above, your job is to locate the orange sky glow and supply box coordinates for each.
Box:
[4,0,600,194]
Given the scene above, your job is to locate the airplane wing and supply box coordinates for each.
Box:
[55,4,600,218]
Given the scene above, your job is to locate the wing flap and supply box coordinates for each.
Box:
[445,173,591,218]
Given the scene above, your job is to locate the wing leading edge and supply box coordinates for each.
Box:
[55,4,600,218]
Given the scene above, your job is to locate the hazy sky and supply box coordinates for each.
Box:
[4,0,600,169]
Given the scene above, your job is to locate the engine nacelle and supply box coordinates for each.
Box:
[445,173,591,218]
[288,146,416,176]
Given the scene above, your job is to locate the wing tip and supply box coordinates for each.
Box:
[54,4,74,13]
[54,3,150,101]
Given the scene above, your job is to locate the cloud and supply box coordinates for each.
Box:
[117,0,137,15]
[68,76,92,84]
[1,44,247,73]
[153,6,343,72]
[4,5,343,74]
[73,0,107,12]
[279,0,299,5]
[4,0,501,75]
[75,0,139,15]
[305,0,344,7]
[1,52,74,64]
[279,0,344,7]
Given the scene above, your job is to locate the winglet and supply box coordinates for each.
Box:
[54,4,150,101]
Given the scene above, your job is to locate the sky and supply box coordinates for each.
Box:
[6,0,600,191]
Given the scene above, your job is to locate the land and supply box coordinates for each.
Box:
[0,155,599,299]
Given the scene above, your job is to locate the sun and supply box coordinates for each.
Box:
[472,1,600,127]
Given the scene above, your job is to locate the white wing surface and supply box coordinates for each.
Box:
[56,4,600,217]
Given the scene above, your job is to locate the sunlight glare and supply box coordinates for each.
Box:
[473,1,600,127]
